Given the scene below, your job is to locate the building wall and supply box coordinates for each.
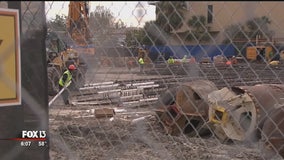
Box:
[175,2,284,44]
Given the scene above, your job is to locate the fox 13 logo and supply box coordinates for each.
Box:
[22,130,47,139]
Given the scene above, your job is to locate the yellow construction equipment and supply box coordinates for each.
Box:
[66,1,95,55]
[47,1,91,96]
[246,45,273,62]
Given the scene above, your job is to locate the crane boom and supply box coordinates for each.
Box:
[66,1,90,46]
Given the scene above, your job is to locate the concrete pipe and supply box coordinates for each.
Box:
[208,84,284,143]
[154,87,178,125]
[260,106,284,159]
[155,80,218,136]
[238,84,284,128]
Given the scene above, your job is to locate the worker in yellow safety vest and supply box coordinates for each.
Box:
[182,55,187,63]
[138,57,145,73]
[59,64,77,105]
[167,56,175,64]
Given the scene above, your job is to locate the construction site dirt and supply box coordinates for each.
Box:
[49,61,284,160]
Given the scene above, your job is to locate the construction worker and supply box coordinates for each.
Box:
[167,56,175,64]
[138,57,145,73]
[226,56,238,66]
[182,55,187,63]
[189,56,196,64]
[127,58,134,71]
[231,56,238,64]
[59,64,77,105]
[226,60,232,65]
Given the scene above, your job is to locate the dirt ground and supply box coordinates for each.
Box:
[48,65,271,160]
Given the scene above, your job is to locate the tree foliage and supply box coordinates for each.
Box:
[125,2,187,46]
[125,28,143,47]
[186,15,211,42]
[245,16,273,39]
[89,6,115,34]
[143,21,168,45]
[125,21,166,47]
[115,19,127,29]
[155,1,185,33]
[223,23,246,44]
[223,16,274,44]
[222,16,274,55]
[47,14,67,31]
[46,14,67,52]
[126,2,186,46]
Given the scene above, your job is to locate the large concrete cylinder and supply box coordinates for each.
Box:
[260,106,284,159]
[155,80,218,136]
[236,84,284,128]
[208,84,284,155]
[175,80,218,118]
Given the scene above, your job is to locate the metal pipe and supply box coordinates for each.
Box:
[97,89,121,94]
[139,97,158,102]
[120,94,144,101]
[137,84,159,89]
[208,84,284,142]
[121,88,143,96]
[156,80,218,136]
[49,81,72,107]
[80,84,119,90]
[125,81,155,87]
[72,100,112,105]
[94,84,120,89]
[83,81,114,87]
[122,97,159,107]
[260,106,284,159]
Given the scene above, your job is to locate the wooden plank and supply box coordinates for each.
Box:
[95,108,115,118]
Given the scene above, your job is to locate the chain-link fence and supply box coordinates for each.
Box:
[1,1,284,160]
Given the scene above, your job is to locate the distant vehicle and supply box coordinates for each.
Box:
[245,44,280,62]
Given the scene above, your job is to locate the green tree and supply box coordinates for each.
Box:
[115,19,127,29]
[245,16,273,39]
[125,28,143,47]
[222,23,246,55]
[125,21,167,46]
[223,16,273,44]
[143,21,167,45]
[223,24,247,44]
[155,1,185,33]
[186,15,211,42]
[222,16,274,55]
[47,14,67,31]
[46,14,68,52]
[125,2,186,46]
[89,6,115,34]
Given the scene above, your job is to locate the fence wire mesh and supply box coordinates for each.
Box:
[1,1,284,160]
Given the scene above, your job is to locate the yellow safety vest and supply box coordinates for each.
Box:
[168,58,175,64]
[138,58,144,64]
[59,70,72,87]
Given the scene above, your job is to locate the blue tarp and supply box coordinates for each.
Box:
[146,44,237,62]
